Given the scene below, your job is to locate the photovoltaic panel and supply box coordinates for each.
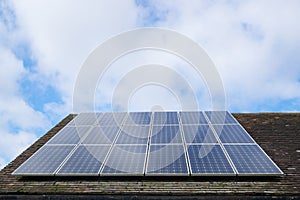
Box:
[213,125,255,143]
[123,112,151,125]
[96,112,126,125]
[224,144,283,175]
[205,111,237,124]
[68,113,98,126]
[57,145,110,175]
[47,126,91,144]
[12,111,283,177]
[153,112,179,125]
[116,125,150,144]
[82,126,120,144]
[183,125,217,143]
[13,145,75,175]
[180,111,208,124]
[151,125,182,144]
[101,145,147,175]
[187,144,235,175]
[146,144,188,175]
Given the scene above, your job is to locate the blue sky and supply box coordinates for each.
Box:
[0,0,300,168]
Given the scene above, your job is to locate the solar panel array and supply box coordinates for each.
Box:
[13,111,283,176]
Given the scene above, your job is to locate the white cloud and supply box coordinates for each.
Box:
[143,0,300,111]
[12,0,141,114]
[0,47,49,129]
[94,50,210,111]
[0,157,5,170]
[0,46,24,95]
[0,129,37,162]
[0,46,49,166]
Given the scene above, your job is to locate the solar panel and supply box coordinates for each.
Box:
[224,144,283,175]
[123,112,152,125]
[213,125,255,143]
[101,145,147,175]
[182,125,217,143]
[116,125,150,144]
[205,111,237,124]
[96,112,126,125]
[187,144,235,175]
[47,126,91,144]
[153,112,179,125]
[57,145,110,175]
[12,111,283,177]
[68,112,98,125]
[151,125,182,144]
[146,144,188,175]
[82,126,120,144]
[13,145,75,175]
[180,111,208,124]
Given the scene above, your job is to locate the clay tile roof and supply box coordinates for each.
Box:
[0,113,299,199]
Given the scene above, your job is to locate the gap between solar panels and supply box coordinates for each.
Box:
[12,111,283,177]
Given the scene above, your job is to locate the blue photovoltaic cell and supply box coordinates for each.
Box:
[96,112,126,125]
[124,112,151,125]
[205,111,237,124]
[101,145,147,175]
[153,112,179,124]
[82,126,120,144]
[13,145,75,175]
[146,145,188,175]
[116,126,150,144]
[180,112,208,124]
[225,145,283,175]
[68,113,98,126]
[187,145,234,175]
[213,125,255,143]
[183,125,217,143]
[151,125,182,144]
[47,126,91,144]
[57,145,110,175]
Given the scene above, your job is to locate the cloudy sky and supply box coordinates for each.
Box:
[0,0,299,168]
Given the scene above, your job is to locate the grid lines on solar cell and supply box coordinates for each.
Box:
[180,111,208,124]
[116,125,150,144]
[187,144,235,175]
[123,112,151,125]
[13,145,75,175]
[183,125,217,143]
[57,145,110,175]
[96,112,126,125]
[68,113,98,125]
[146,144,188,175]
[213,125,255,143]
[101,145,147,175]
[47,126,91,144]
[224,145,282,174]
[151,125,182,144]
[82,126,120,144]
[153,112,179,124]
[205,111,237,124]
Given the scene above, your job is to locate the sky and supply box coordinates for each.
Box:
[0,0,300,169]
